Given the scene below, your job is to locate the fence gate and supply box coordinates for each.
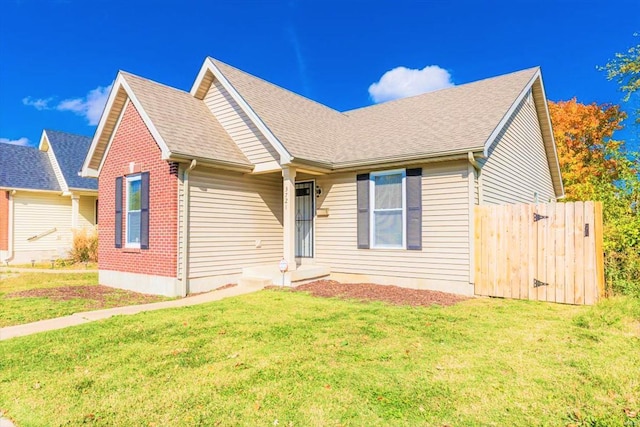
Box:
[474,202,604,305]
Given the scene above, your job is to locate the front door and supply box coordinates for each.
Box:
[295,181,314,258]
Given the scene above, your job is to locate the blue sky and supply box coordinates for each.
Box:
[1,0,638,149]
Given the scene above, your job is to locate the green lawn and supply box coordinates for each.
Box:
[3,261,98,270]
[1,290,639,426]
[0,272,169,327]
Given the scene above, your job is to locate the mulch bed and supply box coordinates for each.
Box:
[290,280,469,307]
[6,285,166,308]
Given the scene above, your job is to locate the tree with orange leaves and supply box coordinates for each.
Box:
[549,98,640,296]
[548,99,627,201]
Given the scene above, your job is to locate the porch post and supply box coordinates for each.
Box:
[282,166,297,271]
[71,194,80,229]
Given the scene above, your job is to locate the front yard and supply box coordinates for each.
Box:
[1,288,638,426]
[0,272,169,327]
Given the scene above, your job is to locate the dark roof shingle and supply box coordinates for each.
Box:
[0,143,61,191]
[45,130,97,190]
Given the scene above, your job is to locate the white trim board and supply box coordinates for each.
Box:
[190,58,293,165]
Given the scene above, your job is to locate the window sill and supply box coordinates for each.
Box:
[367,246,407,251]
[122,247,141,253]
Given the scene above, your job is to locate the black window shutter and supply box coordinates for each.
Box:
[356,173,370,249]
[115,176,123,248]
[406,168,422,250]
[140,171,150,250]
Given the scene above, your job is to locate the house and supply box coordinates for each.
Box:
[1,130,98,264]
[81,58,563,297]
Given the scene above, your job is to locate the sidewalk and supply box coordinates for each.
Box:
[0,284,261,341]
[0,267,98,274]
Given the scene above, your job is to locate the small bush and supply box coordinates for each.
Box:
[605,248,640,298]
[69,228,98,263]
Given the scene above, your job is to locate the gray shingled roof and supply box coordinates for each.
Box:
[211,58,539,166]
[121,72,251,167]
[0,143,61,191]
[45,129,97,190]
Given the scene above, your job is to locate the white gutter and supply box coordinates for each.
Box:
[179,159,197,296]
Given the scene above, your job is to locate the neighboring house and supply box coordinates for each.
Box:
[0,130,98,264]
[81,57,563,297]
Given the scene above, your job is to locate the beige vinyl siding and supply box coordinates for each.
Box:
[203,79,279,166]
[479,93,555,204]
[78,196,97,228]
[13,192,73,255]
[187,168,283,278]
[314,161,471,285]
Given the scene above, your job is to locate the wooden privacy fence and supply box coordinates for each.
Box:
[474,201,604,305]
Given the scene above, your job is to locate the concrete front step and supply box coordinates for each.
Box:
[241,264,330,287]
[237,277,273,289]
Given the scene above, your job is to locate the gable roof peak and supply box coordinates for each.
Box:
[207,57,345,116]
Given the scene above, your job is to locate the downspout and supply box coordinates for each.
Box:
[467,152,482,204]
[180,159,197,296]
[467,153,482,286]
[4,190,15,263]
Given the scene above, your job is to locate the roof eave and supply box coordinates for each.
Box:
[0,186,63,194]
[68,187,98,193]
[289,147,485,173]
[167,152,254,173]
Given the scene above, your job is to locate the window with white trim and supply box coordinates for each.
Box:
[370,169,406,248]
[126,174,141,247]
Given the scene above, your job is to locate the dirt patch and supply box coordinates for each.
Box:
[289,280,469,307]
[6,285,166,308]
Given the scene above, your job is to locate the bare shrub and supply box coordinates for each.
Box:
[69,228,98,263]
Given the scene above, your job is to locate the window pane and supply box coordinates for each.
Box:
[127,211,141,244]
[374,173,402,209]
[374,210,402,247]
[128,179,141,211]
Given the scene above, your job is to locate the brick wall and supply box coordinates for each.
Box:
[0,191,8,251]
[99,101,178,278]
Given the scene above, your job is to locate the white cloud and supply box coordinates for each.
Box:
[22,84,112,126]
[0,137,30,146]
[22,97,53,110]
[368,65,454,103]
[56,84,112,125]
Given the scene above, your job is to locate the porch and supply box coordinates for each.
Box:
[237,165,330,287]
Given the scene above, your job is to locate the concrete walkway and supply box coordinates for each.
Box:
[0,284,261,341]
[0,267,98,274]
[0,415,15,427]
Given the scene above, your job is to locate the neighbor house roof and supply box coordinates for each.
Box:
[0,143,61,191]
[44,130,97,190]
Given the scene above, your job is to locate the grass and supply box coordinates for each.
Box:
[2,260,98,270]
[0,272,169,327]
[1,290,639,426]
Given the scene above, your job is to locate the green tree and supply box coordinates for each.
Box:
[601,35,640,123]
[549,99,640,296]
